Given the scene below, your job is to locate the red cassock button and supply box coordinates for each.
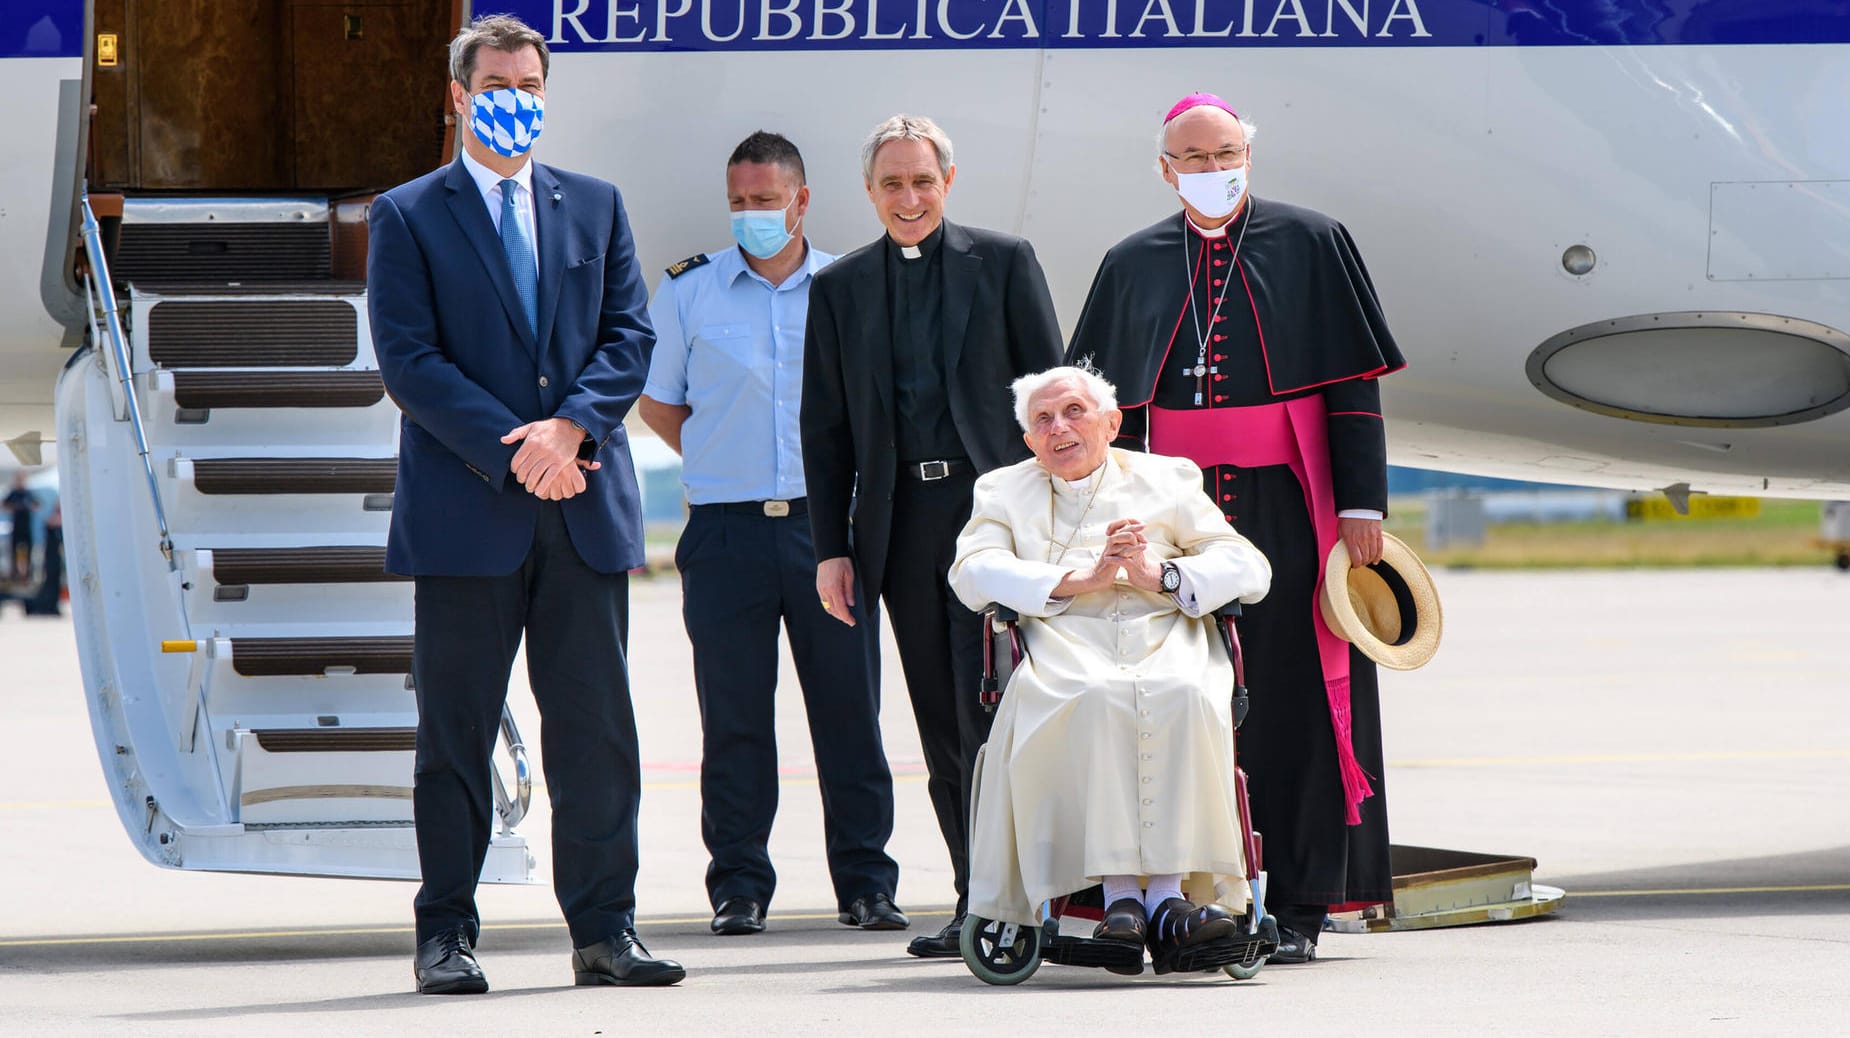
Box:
[1214,315,1227,322]
[1214,353,1227,361]
[1214,394,1228,402]
[1213,259,1226,267]
[1215,374,1227,381]
[1222,494,1232,501]
[1213,241,1225,250]
[1213,279,1224,286]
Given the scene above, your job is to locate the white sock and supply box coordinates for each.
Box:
[1101,875,1143,907]
[1143,873,1185,913]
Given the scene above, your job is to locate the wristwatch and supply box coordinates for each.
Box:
[1160,561,1181,594]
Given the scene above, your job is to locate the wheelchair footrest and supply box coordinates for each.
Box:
[1043,933,1146,975]
[1154,916,1279,976]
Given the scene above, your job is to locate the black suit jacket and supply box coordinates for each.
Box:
[802,219,1063,599]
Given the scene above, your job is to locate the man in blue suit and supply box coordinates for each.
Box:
[367,14,683,994]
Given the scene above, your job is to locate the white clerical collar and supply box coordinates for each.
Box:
[1186,215,1230,239]
[900,245,922,259]
[1056,462,1107,494]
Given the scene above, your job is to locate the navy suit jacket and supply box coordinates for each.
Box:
[368,157,652,576]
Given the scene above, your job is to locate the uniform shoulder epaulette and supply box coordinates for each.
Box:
[665,253,710,279]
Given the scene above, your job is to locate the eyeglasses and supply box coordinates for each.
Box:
[1164,146,1248,173]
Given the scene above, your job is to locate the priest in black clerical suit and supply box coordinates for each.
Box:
[1069,93,1405,965]
[802,114,1064,958]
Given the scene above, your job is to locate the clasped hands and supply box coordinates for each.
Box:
[1052,518,1165,598]
[501,417,598,500]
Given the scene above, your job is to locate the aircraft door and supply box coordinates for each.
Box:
[86,0,453,194]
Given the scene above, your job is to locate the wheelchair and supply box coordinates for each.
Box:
[958,601,1280,985]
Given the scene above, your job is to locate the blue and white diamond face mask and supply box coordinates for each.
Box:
[470,87,544,158]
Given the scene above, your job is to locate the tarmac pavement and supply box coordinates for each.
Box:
[2,567,1848,1035]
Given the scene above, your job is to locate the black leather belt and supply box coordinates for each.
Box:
[901,458,973,482]
[691,497,808,517]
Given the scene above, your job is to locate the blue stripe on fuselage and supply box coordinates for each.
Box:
[6,2,1837,60]
[512,0,1850,52]
[0,0,82,59]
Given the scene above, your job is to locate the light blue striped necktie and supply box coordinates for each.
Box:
[498,178,539,337]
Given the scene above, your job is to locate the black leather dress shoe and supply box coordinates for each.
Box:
[1093,898,1148,945]
[1148,898,1238,952]
[414,929,488,995]
[711,897,766,935]
[572,931,686,986]
[1269,925,1319,964]
[838,893,909,931]
[905,915,964,958]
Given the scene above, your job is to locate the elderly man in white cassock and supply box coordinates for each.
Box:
[948,365,1272,971]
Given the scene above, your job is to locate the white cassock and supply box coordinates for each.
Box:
[949,448,1272,925]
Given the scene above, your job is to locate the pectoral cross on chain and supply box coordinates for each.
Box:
[1186,363,1218,406]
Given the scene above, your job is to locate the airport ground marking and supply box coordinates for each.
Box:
[4,749,1839,811]
[0,909,960,949]
[1389,748,1850,769]
[1568,883,1850,898]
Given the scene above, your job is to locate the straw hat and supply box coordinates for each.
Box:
[1320,532,1442,670]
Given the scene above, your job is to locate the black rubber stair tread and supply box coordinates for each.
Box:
[230,636,413,677]
[115,222,331,283]
[149,299,357,368]
[172,370,384,410]
[252,728,416,753]
[191,457,395,495]
[209,546,401,585]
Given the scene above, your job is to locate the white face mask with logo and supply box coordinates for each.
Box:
[1168,162,1248,220]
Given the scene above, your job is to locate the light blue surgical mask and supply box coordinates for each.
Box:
[470,87,544,158]
[730,194,799,260]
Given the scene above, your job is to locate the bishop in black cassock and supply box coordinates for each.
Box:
[1068,93,1406,962]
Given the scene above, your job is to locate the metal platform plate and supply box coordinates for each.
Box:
[1327,844,1566,934]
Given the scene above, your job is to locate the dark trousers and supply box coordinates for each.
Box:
[410,502,640,948]
[10,523,32,581]
[881,471,990,914]
[678,504,897,911]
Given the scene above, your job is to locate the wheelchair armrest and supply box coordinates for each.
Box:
[979,604,1022,714]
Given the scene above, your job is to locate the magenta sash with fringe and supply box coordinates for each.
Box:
[1149,395,1373,825]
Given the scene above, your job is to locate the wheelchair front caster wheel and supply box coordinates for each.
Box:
[959,914,1043,985]
[1223,957,1265,980]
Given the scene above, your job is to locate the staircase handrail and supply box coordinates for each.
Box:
[492,705,532,833]
[79,191,175,564]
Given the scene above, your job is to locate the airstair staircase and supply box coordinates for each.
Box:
[57,195,534,881]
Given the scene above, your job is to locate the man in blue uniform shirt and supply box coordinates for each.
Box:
[639,132,905,939]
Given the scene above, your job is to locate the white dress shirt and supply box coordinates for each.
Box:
[460,147,540,275]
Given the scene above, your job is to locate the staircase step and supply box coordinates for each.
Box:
[116,222,331,282]
[134,280,364,297]
[191,457,396,495]
[252,728,416,753]
[208,546,401,585]
[172,370,384,410]
[149,299,358,368]
[230,636,413,677]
